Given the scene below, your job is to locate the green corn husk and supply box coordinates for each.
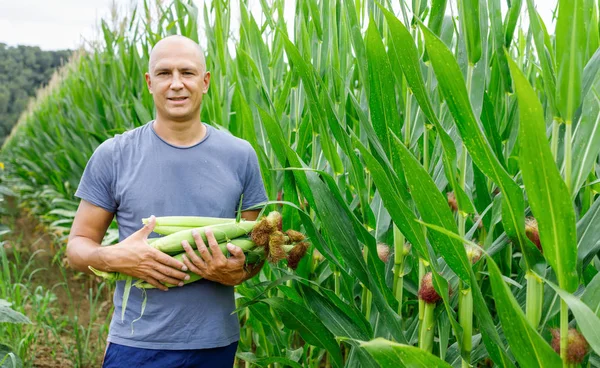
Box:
[137,244,297,289]
[89,238,262,283]
[151,221,257,254]
[89,241,298,289]
[153,226,198,235]
[142,216,235,227]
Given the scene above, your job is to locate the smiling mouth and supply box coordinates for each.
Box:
[168,97,188,101]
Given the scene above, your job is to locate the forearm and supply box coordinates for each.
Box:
[66,236,115,274]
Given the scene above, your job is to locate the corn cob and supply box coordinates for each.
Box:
[90,240,298,288]
[89,238,259,282]
[151,221,256,254]
[137,244,297,289]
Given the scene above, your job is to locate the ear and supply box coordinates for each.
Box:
[202,71,211,94]
[145,72,153,94]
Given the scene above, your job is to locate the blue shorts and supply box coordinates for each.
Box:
[102,341,238,368]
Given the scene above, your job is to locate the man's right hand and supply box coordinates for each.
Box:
[67,201,190,291]
[102,216,190,291]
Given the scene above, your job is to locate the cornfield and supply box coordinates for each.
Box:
[2,0,600,366]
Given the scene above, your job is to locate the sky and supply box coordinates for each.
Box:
[0,0,558,51]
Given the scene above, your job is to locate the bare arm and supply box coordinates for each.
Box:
[240,209,261,221]
[67,199,189,291]
[66,199,116,274]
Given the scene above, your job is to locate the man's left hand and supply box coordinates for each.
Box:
[180,227,262,286]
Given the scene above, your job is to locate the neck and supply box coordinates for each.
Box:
[153,116,206,146]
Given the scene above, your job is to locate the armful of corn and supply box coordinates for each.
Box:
[89,211,310,289]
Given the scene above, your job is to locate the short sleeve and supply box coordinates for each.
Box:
[74,139,118,212]
[240,145,268,211]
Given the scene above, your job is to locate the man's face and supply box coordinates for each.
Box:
[145,42,210,122]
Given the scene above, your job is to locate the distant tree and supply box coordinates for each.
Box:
[0,43,72,145]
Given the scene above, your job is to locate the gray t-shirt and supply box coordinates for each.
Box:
[74,121,267,350]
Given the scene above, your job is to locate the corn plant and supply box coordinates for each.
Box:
[3,0,600,367]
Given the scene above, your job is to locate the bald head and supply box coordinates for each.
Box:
[148,35,206,74]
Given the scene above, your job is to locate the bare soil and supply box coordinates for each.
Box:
[3,207,112,368]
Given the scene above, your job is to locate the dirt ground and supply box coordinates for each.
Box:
[3,209,112,367]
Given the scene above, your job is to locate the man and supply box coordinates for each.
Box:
[66,35,267,367]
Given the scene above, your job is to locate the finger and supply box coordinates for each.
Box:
[182,240,207,268]
[139,215,156,239]
[205,228,225,261]
[182,254,204,276]
[226,243,245,264]
[190,231,212,262]
[142,275,168,291]
[147,269,184,288]
[155,263,190,281]
[152,249,188,272]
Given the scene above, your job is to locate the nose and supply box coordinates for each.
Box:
[170,72,184,90]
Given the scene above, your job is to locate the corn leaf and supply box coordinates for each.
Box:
[457,0,482,65]
[0,300,30,324]
[261,297,343,368]
[381,7,474,215]
[584,0,599,61]
[235,353,303,368]
[0,344,22,368]
[427,0,448,36]
[342,0,368,93]
[412,220,518,367]
[571,78,600,196]
[479,93,505,164]
[346,344,380,368]
[507,53,579,292]
[365,18,401,174]
[556,0,586,123]
[487,258,562,367]
[583,48,600,99]
[469,270,517,367]
[543,277,600,355]
[525,0,558,117]
[488,0,512,92]
[392,131,519,364]
[504,0,522,47]
[360,338,453,368]
[578,198,600,269]
[352,138,428,261]
[420,23,541,273]
[352,136,463,352]
[391,133,471,284]
[257,105,288,167]
[315,170,396,309]
[581,272,600,316]
[300,284,372,340]
[302,168,406,342]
